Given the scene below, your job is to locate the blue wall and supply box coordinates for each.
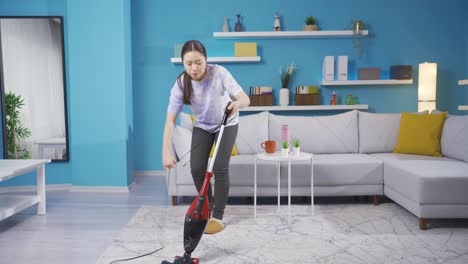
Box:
[1,0,467,185]
[132,0,468,171]
[0,0,134,187]
[67,0,133,186]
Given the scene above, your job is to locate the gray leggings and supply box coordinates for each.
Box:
[190,124,238,220]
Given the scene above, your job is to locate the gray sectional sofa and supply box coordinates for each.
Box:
[167,110,468,230]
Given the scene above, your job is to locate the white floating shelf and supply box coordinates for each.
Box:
[240,104,368,112]
[458,80,468,85]
[171,56,260,64]
[459,105,468,111]
[213,30,368,39]
[321,79,413,86]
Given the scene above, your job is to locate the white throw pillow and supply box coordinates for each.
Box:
[358,112,401,153]
[269,110,359,154]
[172,125,192,161]
[441,115,468,162]
[236,111,269,154]
[179,112,193,132]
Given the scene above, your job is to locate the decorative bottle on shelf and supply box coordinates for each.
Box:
[274,12,281,31]
[329,91,337,105]
[281,124,290,142]
[222,16,229,32]
[235,14,242,32]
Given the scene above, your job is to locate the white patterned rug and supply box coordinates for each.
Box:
[97,204,468,264]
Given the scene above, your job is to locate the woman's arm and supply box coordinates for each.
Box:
[162,112,178,168]
[228,90,250,115]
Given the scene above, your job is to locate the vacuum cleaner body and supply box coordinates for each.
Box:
[162,103,232,264]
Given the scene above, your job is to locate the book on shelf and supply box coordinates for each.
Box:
[249,86,272,95]
[249,86,273,106]
[294,85,320,105]
[295,85,319,94]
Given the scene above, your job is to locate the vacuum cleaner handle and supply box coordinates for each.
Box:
[222,101,232,126]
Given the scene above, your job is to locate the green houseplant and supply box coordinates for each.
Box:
[5,91,31,159]
[292,138,300,156]
[281,140,289,157]
[304,16,318,31]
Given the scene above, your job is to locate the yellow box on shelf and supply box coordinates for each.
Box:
[234,42,257,57]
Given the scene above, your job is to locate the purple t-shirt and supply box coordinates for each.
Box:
[167,64,243,132]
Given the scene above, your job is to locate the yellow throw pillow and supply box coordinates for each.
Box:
[393,112,447,156]
[209,143,238,157]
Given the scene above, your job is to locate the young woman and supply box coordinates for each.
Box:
[162,40,250,234]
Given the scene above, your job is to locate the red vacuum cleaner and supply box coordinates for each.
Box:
[162,103,232,264]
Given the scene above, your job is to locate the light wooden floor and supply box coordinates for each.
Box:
[0,175,172,264]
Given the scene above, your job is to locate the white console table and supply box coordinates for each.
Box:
[0,159,51,221]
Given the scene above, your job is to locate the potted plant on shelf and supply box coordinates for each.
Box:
[279,63,296,106]
[292,138,300,156]
[304,16,318,31]
[281,140,289,157]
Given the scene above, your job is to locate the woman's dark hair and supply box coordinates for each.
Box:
[177,40,207,104]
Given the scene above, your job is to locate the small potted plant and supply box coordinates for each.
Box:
[304,16,318,31]
[292,138,300,156]
[279,63,296,106]
[281,140,289,157]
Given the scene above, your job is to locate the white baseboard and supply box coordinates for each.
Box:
[0,184,71,193]
[69,183,134,193]
[0,182,137,193]
[135,170,165,177]
[0,170,161,193]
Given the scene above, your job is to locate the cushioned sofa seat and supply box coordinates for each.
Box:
[372,153,468,204]
[278,154,383,195]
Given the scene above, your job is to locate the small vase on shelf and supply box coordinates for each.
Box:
[222,16,229,32]
[235,14,242,32]
[279,88,289,106]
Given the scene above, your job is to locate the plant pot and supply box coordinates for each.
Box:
[281,148,289,157]
[303,25,318,31]
[279,88,289,106]
[293,147,300,156]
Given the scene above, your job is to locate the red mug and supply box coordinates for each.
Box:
[261,140,276,154]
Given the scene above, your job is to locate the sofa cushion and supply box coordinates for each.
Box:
[173,125,191,161]
[269,110,358,154]
[372,153,468,204]
[228,155,280,186]
[441,115,468,162]
[236,111,269,154]
[282,154,383,186]
[179,112,194,132]
[393,112,447,156]
[358,112,401,153]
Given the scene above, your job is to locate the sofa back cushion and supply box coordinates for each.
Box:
[441,114,468,162]
[236,111,269,154]
[172,125,192,161]
[269,110,358,154]
[358,112,401,153]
